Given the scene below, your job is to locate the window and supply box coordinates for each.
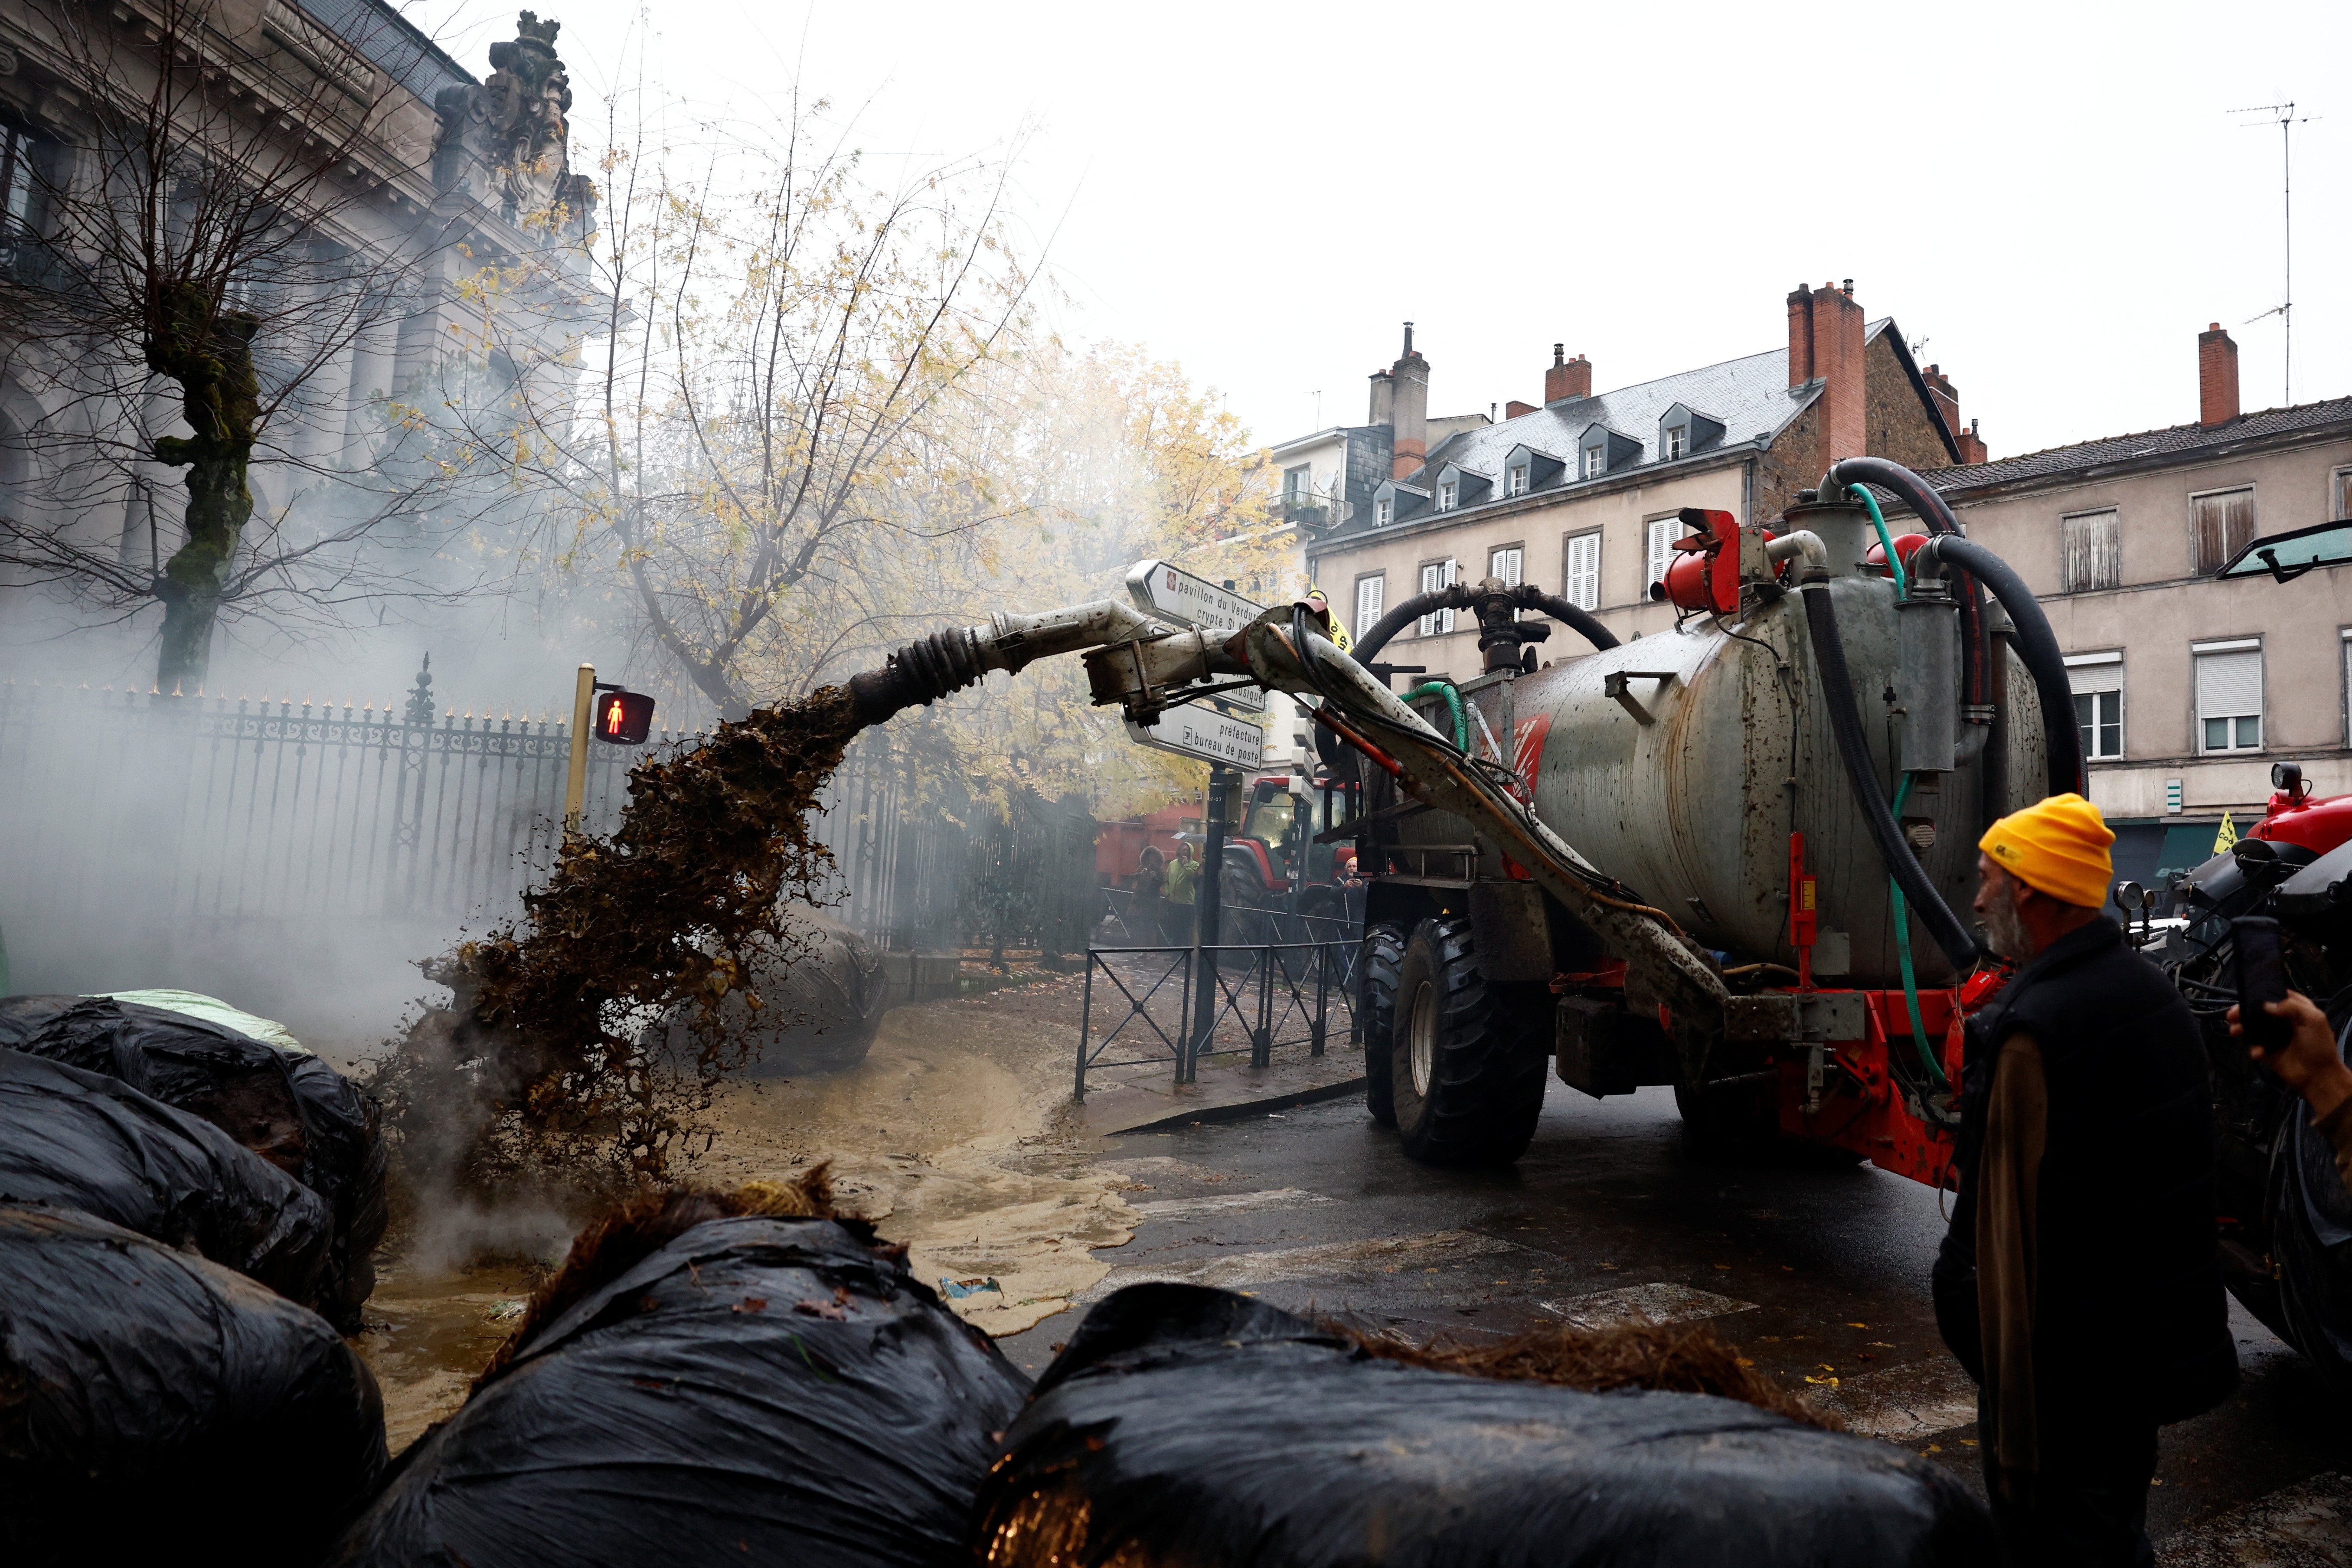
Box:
[2344,630,2352,748]
[0,118,49,280]
[1283,465,1312,506]
[2194,639,2263,753]
[2333,468,2352,523]
[1489,545,1523,587]
[1582,446,1605,479]
[1664,424,1688,461]
[2066,652,2124,760]
[1436,480,1458,512]
[1375,496,1393,527]
[1564,532,1601,611]
[1355,574,1385,640]
[1645,517,1678,596]
[1418,560,1457,636]
[2192,487,2256,576]
[1506,464,1529,497]
[2061,509,2119,594]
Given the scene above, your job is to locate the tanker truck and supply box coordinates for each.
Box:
[836,454,2076,1192]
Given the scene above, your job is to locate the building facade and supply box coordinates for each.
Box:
[1296,282,1980,683]
[1923,325,2352,886]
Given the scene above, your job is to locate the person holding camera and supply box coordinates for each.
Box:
[1935,793,2237,1568]
[2231,990,2352,1187]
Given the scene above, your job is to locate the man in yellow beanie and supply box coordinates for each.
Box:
[1934,793,2235,1568]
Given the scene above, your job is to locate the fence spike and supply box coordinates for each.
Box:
[170,681,183,698]
[78,680,88,690]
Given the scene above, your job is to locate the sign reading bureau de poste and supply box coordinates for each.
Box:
[1125,700,1264,770]
[1124,558,1266,714]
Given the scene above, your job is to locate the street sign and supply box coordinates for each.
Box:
[1125,700,1265,770]
[1126,559,1267,713]
[1127,558,1264,634]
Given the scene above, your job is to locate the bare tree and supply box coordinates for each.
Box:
[0,0,588,689]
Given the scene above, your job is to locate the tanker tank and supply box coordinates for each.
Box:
[1384,494,2047,989]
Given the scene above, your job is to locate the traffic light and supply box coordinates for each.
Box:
[595,689,655,744]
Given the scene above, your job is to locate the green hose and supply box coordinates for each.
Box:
[1848,482,1909,600]
[1887,771,1946,1088]
[1405,680,1469,750]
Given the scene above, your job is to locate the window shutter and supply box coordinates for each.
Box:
[2334,470,2352,522]
[1566,533,1600,611]
[2195,648,2262,718]
[2193,490,2256,574]
[2061,511,2118,593]
[1645,519,1674,592]
[2066,660,2122,695]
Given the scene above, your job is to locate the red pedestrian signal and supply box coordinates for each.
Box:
[595,689,655,744]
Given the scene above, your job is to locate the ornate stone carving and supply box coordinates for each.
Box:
[431,11,595,241]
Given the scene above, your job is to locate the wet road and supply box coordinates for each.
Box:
[1002,1081,2352,1562]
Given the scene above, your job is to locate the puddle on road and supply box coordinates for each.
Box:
[355,1261,543,1452]
[353,985,1140,1450]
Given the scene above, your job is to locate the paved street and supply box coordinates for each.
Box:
[1001,1078,2352,1564]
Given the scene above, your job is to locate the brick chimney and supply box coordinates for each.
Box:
[1787,279,1866,465]
[1367,366,1394,426]
[1391,322,1429,479]
[2199,322,2239,427]
[1504,400,1537,419]
[1544,344,1590,404]
[1922,363,1988,463]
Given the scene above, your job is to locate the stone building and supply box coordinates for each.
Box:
[1295,281,1981,678]
[1921,326,2352,889]
[0,1,594,647]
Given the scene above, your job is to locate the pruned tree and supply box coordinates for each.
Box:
[0,0,586,689]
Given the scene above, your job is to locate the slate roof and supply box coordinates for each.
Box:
[294,0,477,105]
[1927,397,2352,493]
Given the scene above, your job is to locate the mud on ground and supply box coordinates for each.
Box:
[356,971,1140,1451]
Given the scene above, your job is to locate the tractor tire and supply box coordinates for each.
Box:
[1389,917,1549,1166]
[2269,1103,2352,1394]
[1217,865,1270,947]
[1358,924,1406,1127]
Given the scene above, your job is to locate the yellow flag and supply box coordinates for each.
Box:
[2214,812,2238,855]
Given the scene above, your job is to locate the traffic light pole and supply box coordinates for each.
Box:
[563,662,594,836]
[1185,763,1230,1082]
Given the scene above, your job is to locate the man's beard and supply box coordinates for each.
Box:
[1980,876,2032,959]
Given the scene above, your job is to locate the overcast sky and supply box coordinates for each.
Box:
[410,0,2349,467]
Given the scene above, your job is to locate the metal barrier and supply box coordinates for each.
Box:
[1074,938,1358,1099]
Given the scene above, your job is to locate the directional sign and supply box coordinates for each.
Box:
[1127,559,1267,712]
[1127,558,1265,634]
[1125,700,1265,770]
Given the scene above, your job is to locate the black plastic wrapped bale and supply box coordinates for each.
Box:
[0,995,387,1328]
[0,1205,387,1568]
[0,1047,330,1302]
[330,1215,1032,1568]
[973,1285,1999,1568]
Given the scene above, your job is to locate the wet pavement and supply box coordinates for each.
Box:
[1000,1079,2352,1563]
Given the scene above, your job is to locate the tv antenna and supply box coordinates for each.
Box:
[2229,101,2318,405]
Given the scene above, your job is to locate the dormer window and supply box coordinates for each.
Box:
[1582,447,1605,479]
[1506,463,1529,497]
[1436,480,1459,511]
[1375,496,1394,526]
[1656,403,1726,462]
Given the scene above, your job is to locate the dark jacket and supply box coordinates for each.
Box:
[1933,918,2237,1428]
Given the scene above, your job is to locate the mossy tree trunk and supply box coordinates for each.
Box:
[147,281,261,693]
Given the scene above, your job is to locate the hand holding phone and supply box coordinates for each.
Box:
[2233,916,2293,1051]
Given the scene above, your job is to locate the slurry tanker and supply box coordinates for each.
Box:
[839,454,2352,1387]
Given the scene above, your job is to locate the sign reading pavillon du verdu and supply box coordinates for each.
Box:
[1124,700,1265,770]
[1124,559,1265,714]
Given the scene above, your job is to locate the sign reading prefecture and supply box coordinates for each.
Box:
[1124,558,1266,714]
[1125,700,1264,770]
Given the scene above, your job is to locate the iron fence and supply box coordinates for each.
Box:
[1074,938,1359,1099]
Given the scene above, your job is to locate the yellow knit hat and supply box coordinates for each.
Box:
[1978,792,2115,909]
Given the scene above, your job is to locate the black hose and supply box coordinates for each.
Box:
[1352,585,1620,665]
[845,626,987,726]
[1826,455,1987,714]
[1800,577,1982,970]
[1917,535,2086,799]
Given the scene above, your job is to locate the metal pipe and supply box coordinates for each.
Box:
[849,599,1171,727]
[1765,529,1827,570]
[1911,534,2086,799]
[1825,457,1987,715]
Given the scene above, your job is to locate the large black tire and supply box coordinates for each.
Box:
[1358,924,1406,1127]
[1389,917,1549,1166]
[1673,1075,1782,1161]
[2269,1101,2352,1392]
[1217,865,1271,947]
